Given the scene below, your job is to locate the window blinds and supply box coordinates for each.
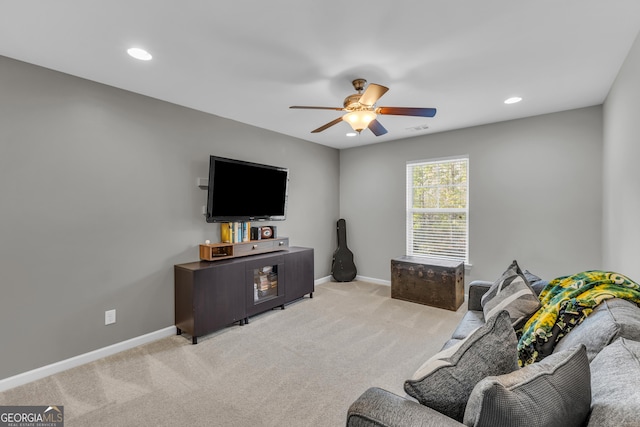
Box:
[406,158,468,262]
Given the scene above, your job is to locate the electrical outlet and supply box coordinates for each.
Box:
[105,309,116,325]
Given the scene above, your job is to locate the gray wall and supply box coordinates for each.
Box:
[603,31,640,281]
[0,56,339,380]
[6,32,639,381]
[340,106,603,285]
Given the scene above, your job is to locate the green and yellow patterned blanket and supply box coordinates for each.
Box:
[517,270,640,366]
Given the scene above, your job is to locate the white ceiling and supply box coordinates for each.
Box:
[1,1,639,149]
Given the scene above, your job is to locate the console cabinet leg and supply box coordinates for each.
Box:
[192,336,198,345]
[310,292,313,298]
[177,327,182,335]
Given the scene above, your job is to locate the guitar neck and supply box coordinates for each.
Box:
[337,219,348,246]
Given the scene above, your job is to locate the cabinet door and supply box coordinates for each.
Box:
[193,263,245,336]
[245,255,286,317]
[284,248,315,303]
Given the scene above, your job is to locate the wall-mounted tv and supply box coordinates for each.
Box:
[206,156,289,223]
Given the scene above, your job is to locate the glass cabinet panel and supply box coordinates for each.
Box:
[253,265,278,303]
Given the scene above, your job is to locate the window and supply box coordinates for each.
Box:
[406,157,468,263]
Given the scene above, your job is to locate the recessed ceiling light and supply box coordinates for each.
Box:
[504,96,523,104]
[127,47,152,61]
[346,132,358,137]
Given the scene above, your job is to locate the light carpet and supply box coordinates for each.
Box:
[0,280,466,426]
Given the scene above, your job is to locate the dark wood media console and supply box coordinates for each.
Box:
[175,246,314,344]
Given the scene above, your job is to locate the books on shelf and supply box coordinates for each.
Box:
[220,221,251,243]
[243,222,249,242]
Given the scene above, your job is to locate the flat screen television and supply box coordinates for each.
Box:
[206,156,289,223]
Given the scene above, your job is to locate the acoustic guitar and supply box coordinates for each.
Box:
[331,218,357,282]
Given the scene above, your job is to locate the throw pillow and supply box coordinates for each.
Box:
[523,269,549,295]
[554,298,640,362]
[404,310,518,422]
[481,260,541,329]
[588,338,640,427]
[463,344,591,427]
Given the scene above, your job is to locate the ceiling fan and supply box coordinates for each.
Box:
[290,78,437,136]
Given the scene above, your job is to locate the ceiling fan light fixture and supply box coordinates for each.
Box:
[290,78,436,137]
[343,110,376,132]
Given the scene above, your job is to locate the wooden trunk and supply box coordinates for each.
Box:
[391,256,464,311]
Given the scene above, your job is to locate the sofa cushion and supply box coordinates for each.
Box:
[553,298,640,362]
[404,310,518,422]
[451,310,485,340]
[588,338,640,426]
[440,338,463,351]
[463,344,590,427]
[481,260,541,328]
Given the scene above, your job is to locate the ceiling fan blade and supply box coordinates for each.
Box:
[358,83,389,107]
[368,119,388,136]
[311,117,344,133]
[290,106,344,111]
[376,107,437,117]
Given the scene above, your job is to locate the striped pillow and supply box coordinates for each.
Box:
[482,260,541,329]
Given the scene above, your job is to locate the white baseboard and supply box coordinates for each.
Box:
[0,326,176,392]
[316,275,390,286]
[356,275,391,286]
[314,276,332,285]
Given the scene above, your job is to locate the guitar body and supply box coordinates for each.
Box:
[331,218,357,282]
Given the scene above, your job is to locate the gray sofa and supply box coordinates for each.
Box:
[347,278,640,427]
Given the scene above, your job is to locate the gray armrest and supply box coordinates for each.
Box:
[468,280,492,311]
[347,387,464,427]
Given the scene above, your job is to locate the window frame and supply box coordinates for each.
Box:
[406,156,469,264]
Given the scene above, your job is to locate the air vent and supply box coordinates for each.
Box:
[406,124,430,132]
